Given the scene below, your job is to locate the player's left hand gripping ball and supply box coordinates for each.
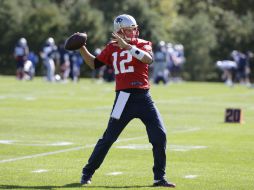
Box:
[64,32,87,51]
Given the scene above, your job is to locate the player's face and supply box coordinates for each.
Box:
[119,27,139,41]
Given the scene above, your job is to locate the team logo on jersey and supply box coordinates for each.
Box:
[130,81,143,86]
[116,17,123,23]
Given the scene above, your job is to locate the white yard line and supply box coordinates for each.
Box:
[106,172,123,176]
[0,127,199,164]
[115,144,207,151]
[0,136,145,164]
[31,169,48,173]
[0,140,73,146]
[184,175,198,179]
[0,146,85,164]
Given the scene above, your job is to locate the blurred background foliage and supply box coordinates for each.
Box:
[0,0,253,81]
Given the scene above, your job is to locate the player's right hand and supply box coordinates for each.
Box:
[112,32,131,50]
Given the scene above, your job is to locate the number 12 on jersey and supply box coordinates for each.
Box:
[112,50,134,75]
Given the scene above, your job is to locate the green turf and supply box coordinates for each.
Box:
[0,76,253,190]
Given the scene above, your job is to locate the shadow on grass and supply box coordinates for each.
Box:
[0,183,153,189]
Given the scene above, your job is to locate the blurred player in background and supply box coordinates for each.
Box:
[14,37,29,80]
[168,44,185,82]
[69,51,83,82]
[216,60,237,87]
[231,50,252,87]
[25,51,39,80]
[58,43,71,82]
[152,41,169,85]
[40,37,58,82]
[79,14,176,188]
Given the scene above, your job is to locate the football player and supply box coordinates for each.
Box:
[14,38,29,80]
[40,37,58,82]
[79,14,176,188]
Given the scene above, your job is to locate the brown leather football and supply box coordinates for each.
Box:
[64,32,87,50]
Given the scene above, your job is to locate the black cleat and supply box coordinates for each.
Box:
[153,179,176,188]
[80,174,92,185]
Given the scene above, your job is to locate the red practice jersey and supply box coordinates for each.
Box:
[96,38,153,91]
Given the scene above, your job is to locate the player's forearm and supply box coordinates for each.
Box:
[79,46,95,69]
[128,46,153,64]
[141,54,153,64]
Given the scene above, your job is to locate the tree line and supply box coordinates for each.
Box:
[0,0,253,81]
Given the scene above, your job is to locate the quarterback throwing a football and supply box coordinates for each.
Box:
[79,14,175,188]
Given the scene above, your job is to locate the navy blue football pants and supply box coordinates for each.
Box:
[82,90,167,180]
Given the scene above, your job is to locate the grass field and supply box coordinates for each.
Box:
[0,76,254,190]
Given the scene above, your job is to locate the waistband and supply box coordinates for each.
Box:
[116,88,149,94]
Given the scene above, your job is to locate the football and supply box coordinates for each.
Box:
[64,32,87,51]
